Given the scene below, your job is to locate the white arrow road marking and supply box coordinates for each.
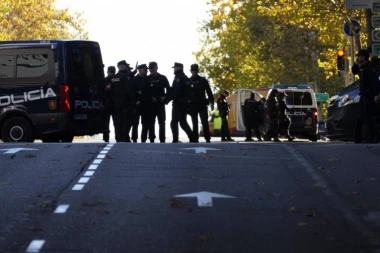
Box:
[0,148,38,154]
[174,191,236,207]
[179,147,221,154]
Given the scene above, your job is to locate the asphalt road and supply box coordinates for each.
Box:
[1,141,380,253]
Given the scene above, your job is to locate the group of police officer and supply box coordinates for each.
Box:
[103,61,215,143]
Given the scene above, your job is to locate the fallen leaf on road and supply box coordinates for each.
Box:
[326,237,338,241]
[352,192,361,196]
[34,202,50,208]
[297,222,308,227]
[169,198,188,209]
[128,210,145,215]
[80,161,90,165]
[106,154,115,159]
[201,154,212,159]
[40,176,52,179]
[28,226,43,231]
[195,235,212,242]
[352,179,362,183]
[96,209,109,214]
[191,176,200,180]
[369,177,378,181]
[25,208,34,213]
[242,152,248,155]
[87,152,97,155]
[267,192,281,197]
[157,184,168,188]
[313,183,327,188]
[25,154,36,158]
[288,206,297,212]
[317,166,325,170]
[144,195,155,200]
[320,220,328,225]
[328,157,340,162]
[82,202,97,207]
[36,193,54,198]
[10,155,15,159]
[305,212,316,218]
[97,200,108,205]
[238,208,248,212]
[254,181,266,186]
[64,145,71,148]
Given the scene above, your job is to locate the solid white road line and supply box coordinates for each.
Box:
[78,177,90,184]
[54,205,70,214]
[26,240,45,253]
[72,184,85,191]
[84,171,95,176]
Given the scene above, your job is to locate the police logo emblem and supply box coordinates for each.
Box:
[191,85,194,88]
[176,78,180,82]
[151,84,153,87]
[48,100,57,110]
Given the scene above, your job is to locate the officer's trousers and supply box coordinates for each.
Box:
[171,104,193,142]
[221,115,231,140]
[113,107,127,142]
[360,94,376,142]
[103,107,113,142]
[277,117,291,138]
[189,104,210,141]
[245,121,261,140]
[123,107,139,142]
[141,103,165,143]
[266,118,278,141]
[131,107,141,142]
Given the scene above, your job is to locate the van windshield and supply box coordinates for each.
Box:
[66,42,103,78]
[285,91,313,106]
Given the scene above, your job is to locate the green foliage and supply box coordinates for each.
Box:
[195,0,367,94]
[0,0,88,41]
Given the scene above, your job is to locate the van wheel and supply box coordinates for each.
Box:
[310,135,318,142]
[61,134,74,143]
[1,117,34,142]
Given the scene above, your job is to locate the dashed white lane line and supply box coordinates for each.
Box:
[97,154,106,159]
[92,159,102,164]
[100,150,108,154]
[78,177,90,184]
[84,171,95,176]
[72,184,85,191]
[54,205,70,214]
[26,240,45,253]
[88,165,98,170]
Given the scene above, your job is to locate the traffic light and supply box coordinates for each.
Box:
[337,49,345,71]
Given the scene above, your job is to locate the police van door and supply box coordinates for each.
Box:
[65,41,106,132]
[236,89,260,131]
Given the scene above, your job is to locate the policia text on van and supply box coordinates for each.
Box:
[0,40,107,142]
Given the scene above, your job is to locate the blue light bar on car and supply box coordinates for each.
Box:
[271,84,311,89]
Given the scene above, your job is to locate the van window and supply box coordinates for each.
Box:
[16,54,49,78]
[285,91,313,106]
[0,55,15,78]
[66,42,103,78]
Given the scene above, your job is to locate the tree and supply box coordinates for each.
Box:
[0,0,87,41]
[195,0,368,96]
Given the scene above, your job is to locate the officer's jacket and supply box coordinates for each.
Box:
[187,75,214,104]
[266,96,277,119]
[105,75,112,107]
[170,72,189,105]
[110,70,128,109]
[132,74,145,104]
[124,73,135,105]
[277,99,290,119]
[243,98,260,122]
[217,96,229,116]
[141,73,170,103]
[352,62,380,96]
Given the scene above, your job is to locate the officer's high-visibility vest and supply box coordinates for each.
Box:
[212,110,222,130]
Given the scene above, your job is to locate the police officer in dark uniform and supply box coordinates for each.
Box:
[243,92,262,141]
[110,60,129,142]
[187,64,214,143]
[217,90,234,141]
[265,89,280,142]
[169,62,194,143]
[103,66,116,142]
[277,92,295,142]
[130,64,149,143]
[141,62,170,143]
[352,49,380,143]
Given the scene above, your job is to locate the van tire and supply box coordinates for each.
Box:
[61,134,74,143]
[310,134,318,142]
[1,117,34,142]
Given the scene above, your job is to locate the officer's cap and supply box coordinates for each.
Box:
[148,62,158,69]
[107,66,116,72]
[356,49,370,59]
[137,64,148,70]
[222,90,230,96]
[172,62,184,68]
[191,64,199,71]
[271,89,279,95]
[117,60,129,66]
